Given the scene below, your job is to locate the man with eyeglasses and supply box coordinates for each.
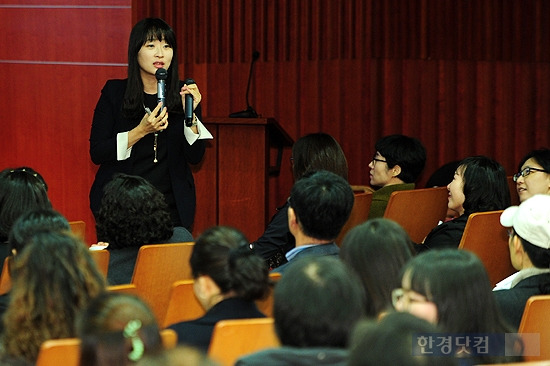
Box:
[493,194,550,329]
[367,134,427,219]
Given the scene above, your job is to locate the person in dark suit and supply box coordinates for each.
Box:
[236,256,365,366]
[89,18,212,231]
[494,194,550,329]
[168,226,270,352]
[271,170,354,274]
[251,132,349,270]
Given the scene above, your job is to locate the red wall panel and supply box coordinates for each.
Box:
[2,0,550,245]
[0,1,131,243]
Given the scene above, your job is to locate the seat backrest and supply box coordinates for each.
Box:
[160,328,178,349]
[458,210,515,287]
[131,242,195,322]
[0,257,11,295]
[208,318,280,366]
[36,338,81,366]
[335,191,373,246]
[255,272,281,318]
[163,272,282,328]
[35,331,178,366]
[518,295,550,361]
[383,187,449,243]
[163,279,204,328]
[107,283,139,295]
[68,221,86,241]
[89,249,110,277]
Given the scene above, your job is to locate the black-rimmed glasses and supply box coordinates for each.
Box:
[372,154,387,165]
[513,167,547,182]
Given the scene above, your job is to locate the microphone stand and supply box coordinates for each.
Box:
[229,51,260,118]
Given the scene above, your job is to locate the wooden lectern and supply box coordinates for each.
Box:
[191,117,293,240]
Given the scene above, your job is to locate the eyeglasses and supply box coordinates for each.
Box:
[372,154,387,165]
[391,288,430,309]
[507,229,515,238]
[513,167,548,182]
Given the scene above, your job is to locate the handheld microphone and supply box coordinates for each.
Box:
[229,51,260,118]
[183,78,196,127]
[155,68,168,109]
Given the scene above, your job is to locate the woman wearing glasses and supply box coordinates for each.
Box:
[392,249,523,364]
[514,148,550,203]
[416,155,510,252]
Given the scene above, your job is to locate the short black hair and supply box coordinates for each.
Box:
[375,134,427,183]
[289,170,354,240]
[274,256,365,347]
[460,156,511,215]
[517,148,550,173]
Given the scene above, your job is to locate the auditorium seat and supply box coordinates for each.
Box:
[130,242,195,322]
[0,257,11,295]
[335,191,373,246]
[89,249,110,277]
[383,187,449,244]
[163,272,282,328]
[208,318,280,366]
[68,220,86,241]
[35,329,178,366]
[458,210,514,287]
[518,295,550,362]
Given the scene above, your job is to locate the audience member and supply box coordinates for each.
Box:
[95,173,193,285]
[0,167,51,270]
[416,155,510,252]
[367,134,426,219]
[271,170,354,274]
[393,249,522,364]
[513,148,550,203]
[425,160,462,221]
[236,256,365,365]
[348,312,458,366]
[1,231,105,363]
[77,292,164,366]
[168,226,269,352]
[493,194,550,329]
[252,132,349,269]
[0,209,71,327]
[340,218,415,319]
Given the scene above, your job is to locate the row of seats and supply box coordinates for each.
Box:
[33,291,550,365]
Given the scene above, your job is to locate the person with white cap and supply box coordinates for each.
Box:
[493,194,550,329]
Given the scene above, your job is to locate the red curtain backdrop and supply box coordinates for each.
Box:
[134,0,550,229]
[1,0,549,242]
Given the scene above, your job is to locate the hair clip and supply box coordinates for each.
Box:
[123,319,144,361]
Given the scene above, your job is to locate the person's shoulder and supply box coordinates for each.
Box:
[168,227,194,243]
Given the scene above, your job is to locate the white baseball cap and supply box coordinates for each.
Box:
[500,194,550,249]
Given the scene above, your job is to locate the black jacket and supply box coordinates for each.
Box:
[89,79,205,229]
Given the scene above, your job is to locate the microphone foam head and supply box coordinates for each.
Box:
[155,68,168,80]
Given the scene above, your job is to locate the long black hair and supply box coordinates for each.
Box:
[122,18,183,118]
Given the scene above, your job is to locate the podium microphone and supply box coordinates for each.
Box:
[229,50,260,118]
